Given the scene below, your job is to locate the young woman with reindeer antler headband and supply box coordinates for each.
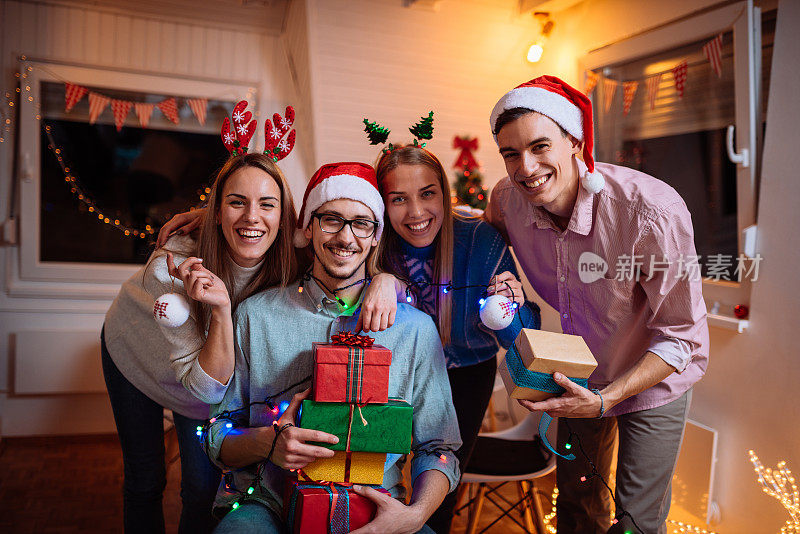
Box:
[360,113,543,533]
[102,101,298,533]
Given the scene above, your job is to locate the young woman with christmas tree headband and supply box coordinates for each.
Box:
[361,112,543,533]
[102,101,298,534]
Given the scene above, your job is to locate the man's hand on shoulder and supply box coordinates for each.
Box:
[348,485,425,534]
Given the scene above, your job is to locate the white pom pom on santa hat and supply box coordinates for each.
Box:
[293,162,385,248]
[490,75,605,194]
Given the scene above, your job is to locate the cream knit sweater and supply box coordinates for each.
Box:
[104,234,261,419]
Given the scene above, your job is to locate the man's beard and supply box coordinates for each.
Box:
[312,242,368,281]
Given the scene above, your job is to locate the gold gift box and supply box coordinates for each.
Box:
[500,329,598,401]
[302,451,386,485]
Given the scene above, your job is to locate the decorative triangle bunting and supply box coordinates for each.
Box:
[603,78,618,113]
[703,34,724,78]
[157,97,180,124]
[584,71,599,96]
[134,103,155,128]
[646,74,662,110]
[64,83,88,113]
[671,61,688,99]
[111,99,132,132]
[88,92,111,124]
[622,81,639,116]
[187,98,208,125]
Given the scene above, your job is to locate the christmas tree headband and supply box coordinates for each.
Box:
[220,100,296,162]
[363,111,435,155]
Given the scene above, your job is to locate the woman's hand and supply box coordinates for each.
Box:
[156,209,205,248]
[167,253,230,310]
[356,273,399,333]
[487,271,525,306]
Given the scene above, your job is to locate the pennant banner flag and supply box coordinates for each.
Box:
[672,60,688,99]
[584,70,599,96]
[646,74,662,110]
[187,98,208,126]
[111,99,132,132]
[134,103,155,128]
[158,97,180,124]
[88,92,111,124]
[64,83,88,113]
[703,34,723,78]
[603,78,618,112]
[622,81,639,116]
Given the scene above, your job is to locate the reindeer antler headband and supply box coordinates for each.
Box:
[363,111,435,155]
[221,100,296,162]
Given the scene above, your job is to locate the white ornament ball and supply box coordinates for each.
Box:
[479,294,516,330]
[153,293,191,328]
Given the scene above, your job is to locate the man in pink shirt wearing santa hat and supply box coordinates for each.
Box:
[486,76,709,533]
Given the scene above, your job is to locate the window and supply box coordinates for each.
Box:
[581,1,767,331]
[40,82,230,264]
[14,61,257,297]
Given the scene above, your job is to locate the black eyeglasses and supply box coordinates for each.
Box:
[311,213,379,239]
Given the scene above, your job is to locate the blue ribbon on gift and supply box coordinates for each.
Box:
[505,343,588,461]
[286,483,349,534]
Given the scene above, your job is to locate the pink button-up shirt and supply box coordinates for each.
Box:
[488,160,708,416]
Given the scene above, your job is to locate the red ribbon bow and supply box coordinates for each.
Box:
[330,331,375,347]
[453,136,479,171]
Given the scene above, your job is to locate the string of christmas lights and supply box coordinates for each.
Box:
[749,450,799,533]
[3,60,231,239]
[42,122,160,239]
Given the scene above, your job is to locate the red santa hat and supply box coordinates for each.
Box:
[294,162,384,247]
[489,75,605,194]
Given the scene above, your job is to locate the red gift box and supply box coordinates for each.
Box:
[283,479,390,534]
[313,333,391,404]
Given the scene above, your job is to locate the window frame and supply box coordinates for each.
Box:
[13,60,258,299]
[580,0,762,330]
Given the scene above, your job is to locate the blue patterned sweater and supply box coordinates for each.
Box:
[399,217,541,369]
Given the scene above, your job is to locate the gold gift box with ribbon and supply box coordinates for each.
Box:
[302,451,386,485]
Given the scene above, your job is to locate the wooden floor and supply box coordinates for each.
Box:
[0,433,556,534]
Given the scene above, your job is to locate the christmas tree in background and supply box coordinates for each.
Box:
[452,135,488,210]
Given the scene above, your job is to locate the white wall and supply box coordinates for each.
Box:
[0,0,301,436]
[300,0,542,185]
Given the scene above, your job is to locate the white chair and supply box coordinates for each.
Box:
[456,412,557,534]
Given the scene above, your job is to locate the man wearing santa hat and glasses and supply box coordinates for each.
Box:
[486,76,709,533]
[205,162,460,534]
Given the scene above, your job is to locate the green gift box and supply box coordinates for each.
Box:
[300,399,413,454]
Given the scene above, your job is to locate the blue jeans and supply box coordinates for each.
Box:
[101,327,221,534]
[214,501,438,534]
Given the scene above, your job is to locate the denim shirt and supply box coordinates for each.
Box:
[424,217,541,368]
[203,277,462,517]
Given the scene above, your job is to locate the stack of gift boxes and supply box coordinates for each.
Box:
[284,332,413,534]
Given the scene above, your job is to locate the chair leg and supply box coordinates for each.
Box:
[516,481,536,533]
[455,482,469,512]
[466,483,487,534]
[525,480,547,534]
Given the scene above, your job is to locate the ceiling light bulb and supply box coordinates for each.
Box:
[527,43,544,63]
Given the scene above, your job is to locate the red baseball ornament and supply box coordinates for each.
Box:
[264,106,296,162]
[221,100,257,156]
